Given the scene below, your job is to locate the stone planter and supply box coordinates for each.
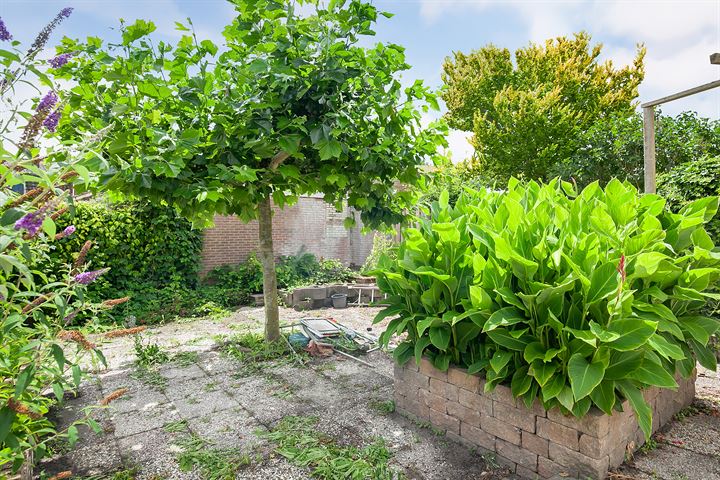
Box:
[394,358,696,480]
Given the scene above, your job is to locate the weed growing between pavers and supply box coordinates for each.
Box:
[163,420,190,433]
[129,366,168,392]
[133,335,170,367]
[368,400,395,415]
[174,434,251,480]
[172,351,200,367]
[260,416,403,480]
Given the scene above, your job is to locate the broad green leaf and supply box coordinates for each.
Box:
[586,261,620,305]
[414,337,431,364]
[483,307,526,332]
[647,334,685,361]
[689,338,717,370]
[429,325,451,351]
[590,380,616,415]
[530,360,557,386]
[628,358,678,388]
[511,365,533,397]
[487,328,532,351]
[607,319,656,351]
[490,350,513,373]
[678,316,719,345]
[392,342,413,365]
[605,351,643,380]
[617,380,652,440]
[568,353,605,401]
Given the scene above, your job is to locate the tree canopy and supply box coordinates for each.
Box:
[442,32,645,181]
[54,0,445,228]
[52,0,446,341]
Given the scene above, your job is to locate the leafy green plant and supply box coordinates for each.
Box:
[0,9,118,474]
[361,235,398,276]
[53,0,446,342]
[374,179,720,439]
[261,416,398,480]
[133,335,169,367]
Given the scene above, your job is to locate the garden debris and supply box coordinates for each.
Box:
[305,340,334,357]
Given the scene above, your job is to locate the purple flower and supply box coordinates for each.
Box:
[0,18,11,41]
[43,109,61,132]
[48,52,73,68]
[73,268,110,285]
[59,7,73,18]
[37,91,58,112]
[63,225,76,236]
[14,211,46,237]
[27,8,74,56]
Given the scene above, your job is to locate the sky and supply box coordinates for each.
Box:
[2,0,719,161]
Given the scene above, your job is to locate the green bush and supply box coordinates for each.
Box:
[658,156,720,242]
[362,235,398,275]
[49,201,203,298]
[374,179,720,438]
[206,252,354,294]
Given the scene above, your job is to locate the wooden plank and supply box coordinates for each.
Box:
[641,79,720,108]
[643,106,656,194]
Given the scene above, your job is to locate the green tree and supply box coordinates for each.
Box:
[442,32,645,181]
[52,0,446,341]
[550,111,720,189]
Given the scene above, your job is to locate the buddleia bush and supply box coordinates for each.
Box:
[374,178,720,438]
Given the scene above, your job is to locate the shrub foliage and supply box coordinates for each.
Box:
[374,179,720,438]
[49,201,202,298]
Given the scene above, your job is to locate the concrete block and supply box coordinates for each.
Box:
[522,431,549,458]
[447,401,482,428]
[536,417,580,451]
[481,415,521,445]
[460,423,496,451]
[494,402,536,433]
[496,438,538,470]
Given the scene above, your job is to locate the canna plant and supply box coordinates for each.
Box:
[374,178,720,439]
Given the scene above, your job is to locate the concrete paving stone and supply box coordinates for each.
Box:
[156,363,208,382]
[39,438,123,478]
[117,428,201,480]
[220,376,306,425]
[236,456,312,480]
[633,444,720,480]
[660,412,720,458]
[185,406,266,451]
[169,386,240,419]
[197,350,242,376]
[103,386,169,414]
[110,401,183,438]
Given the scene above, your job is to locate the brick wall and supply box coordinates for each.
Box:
[200,195,375,275]
[394,358,696,479]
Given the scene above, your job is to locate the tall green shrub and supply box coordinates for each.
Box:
[658,156,720,242]
[49,201,203,299]
[374,179,720,438]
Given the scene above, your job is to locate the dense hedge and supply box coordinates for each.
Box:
[374,179,720,439]
[49,201,203,300]
[658,156,720,242]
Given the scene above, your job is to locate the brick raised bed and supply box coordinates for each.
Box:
[394,358,696,479]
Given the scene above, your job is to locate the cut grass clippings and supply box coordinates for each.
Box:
[260,416,402,480]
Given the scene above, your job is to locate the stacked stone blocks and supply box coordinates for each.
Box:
[394,358,695,479]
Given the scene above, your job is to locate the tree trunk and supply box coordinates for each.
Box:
[258,195,280,343]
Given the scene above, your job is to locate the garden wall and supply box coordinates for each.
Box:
[394,359,696,480]
[200,195,375,275]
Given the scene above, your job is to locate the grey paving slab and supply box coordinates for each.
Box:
[185,406,266,451]
[117,428,200,480]
[169,386,240,419]
[632,444,720,480]
[197,350,243,376]
[39,439,123,478]
[157,363,208,382]
[110,401,183,438]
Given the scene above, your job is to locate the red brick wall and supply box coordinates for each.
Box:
[200,195,375,275]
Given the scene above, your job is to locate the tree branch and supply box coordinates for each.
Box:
[269,151,290,171]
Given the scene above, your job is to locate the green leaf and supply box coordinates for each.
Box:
[483,307,526,332]
[414,337,431,364]
[392,342,413,365]
[628,357,678,389]
[647,334,685,361]
[586,261,619,304]
[689,338,718,370]
[607,319,656,351]
[605,351,643,380]
[429,325,451,351]
[432,352,451,371]
[568,353,605,401]
[0,407,16,443]
[679,316,719,345]
[122,19,157,45]
[617,380,652,440]
[318,140,343,160]
[511,365,533,397]
[490,350,513,373]
[530,360,557,387]
[67,425,79,447]
[487,328,531,351]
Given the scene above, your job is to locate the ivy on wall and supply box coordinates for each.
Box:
[48,201,203,300]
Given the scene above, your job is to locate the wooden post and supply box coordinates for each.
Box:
[643,106,656,194]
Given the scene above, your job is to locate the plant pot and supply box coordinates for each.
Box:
[331,293,348,309]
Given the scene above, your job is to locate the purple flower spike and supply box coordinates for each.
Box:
[48,52,73,68]
[37,91,58,112]
[14,211,45,237]
[0,18,11,41]
[63,225,76,236]
[43,109,61,132]
[73,268,110,285]
[60,7,74,18]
